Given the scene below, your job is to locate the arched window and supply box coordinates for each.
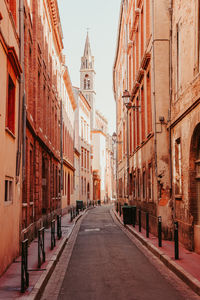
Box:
[84,74,90,90]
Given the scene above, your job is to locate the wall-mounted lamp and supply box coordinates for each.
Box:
[112,132,122,144]
[122,89,140,110]
[156,116,167,133]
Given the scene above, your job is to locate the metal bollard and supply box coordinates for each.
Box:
[51,219,56,250]
[146,212,149,238]
[139,209,141,232]
[57,215,62,239]
[21,239,29,293]
[38,227,45,268]
[119,203,122,216]
[174,221,179,259]
[70,208,73,222]
[158,216,162,247]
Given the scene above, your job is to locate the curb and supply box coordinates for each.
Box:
[112,208,200,297]
[27,209,89,300]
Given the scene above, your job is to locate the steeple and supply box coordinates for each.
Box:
[81,32,94,70]
[80,32,96,130]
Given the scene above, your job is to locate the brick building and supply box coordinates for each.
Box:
[22,0,64,240]
[73,87,92,206]
[61,66,76,212]
[0,0,22,276]
[170,0,200,253]
[113,0,172,237]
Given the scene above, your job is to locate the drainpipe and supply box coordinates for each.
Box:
[16,0,24,181]
[125,2,130,203]
[151,0,158,185]
[169,0,174,221]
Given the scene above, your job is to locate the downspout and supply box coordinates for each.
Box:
[151,0,158,181]
[60,70,63,206]
[16,0,24,181]
[125,2,130,202]
[169,0,174,220]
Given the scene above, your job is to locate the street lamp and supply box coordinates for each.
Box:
[122,89,131,106]
[122,89,140,204]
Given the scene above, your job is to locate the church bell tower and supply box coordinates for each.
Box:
[80,32,96,129]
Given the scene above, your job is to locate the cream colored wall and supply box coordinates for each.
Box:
[0,0,21,275]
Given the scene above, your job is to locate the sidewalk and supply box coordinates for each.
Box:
[0,209,87,300]
[112,208,200,297]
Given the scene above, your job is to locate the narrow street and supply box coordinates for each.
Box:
[41,206,198,300]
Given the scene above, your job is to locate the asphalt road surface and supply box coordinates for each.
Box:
[41,205,199,300]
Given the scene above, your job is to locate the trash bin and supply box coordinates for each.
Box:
[122,206,136,225]
[122,206,133,225]
[76,200,83,212]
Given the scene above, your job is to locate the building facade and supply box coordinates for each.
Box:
[92,110,108,202]
[79,92,92,205]
[61,66,76,212]
[22,0,64,240]
[170,0,200,253]
[0,0,22,276]
[113,0,172,237]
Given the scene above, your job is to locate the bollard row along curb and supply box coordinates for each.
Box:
[111,208,200,297]
[26,208,90,300]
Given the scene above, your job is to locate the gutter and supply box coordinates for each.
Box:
[16,0,24,180]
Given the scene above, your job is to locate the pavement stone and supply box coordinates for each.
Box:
[111,208,200,297]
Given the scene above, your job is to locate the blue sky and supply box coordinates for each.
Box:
[58,0,121,134]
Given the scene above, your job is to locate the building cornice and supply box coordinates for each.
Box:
[91,129,107,138]
[46,0,63,54]
[63,66,77,111]
[79,92,91,111]
[63,157,75,171]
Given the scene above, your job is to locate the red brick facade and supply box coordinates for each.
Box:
[22,0,62,238]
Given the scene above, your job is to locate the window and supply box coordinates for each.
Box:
[174,138,182,195]
[148,164,153,201]
[29,147,34,202]
[141,86,145,141]
[6,75,15,134]
[176,23,181,91]
[87,151,89,170]
[81,148,83,168]
[147,71,152,133]
[133,172,136,198]
[5,178,13,202]
[81,177,83,195]
[142,169,146,200]
[137,169,140,198]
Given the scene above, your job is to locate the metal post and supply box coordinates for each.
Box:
[126,108,129,203]
[119,203,122,216]
[146,212,149,238]
[158,216,162,247]
[51,219,56,250]
[57,215,62,239]
[139,209,141,232]
[38,227,45,268]
[21,239,29,293]
[174,221,179,259]
[70,207,73,222]
[116,201,118,212]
